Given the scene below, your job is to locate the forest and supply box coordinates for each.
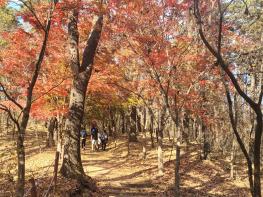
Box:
[0,0,262,196]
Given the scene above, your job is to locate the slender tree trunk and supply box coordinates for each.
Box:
[16,128,25,197]
[158,106,166,176]
[129,106,138,142]
[127,115,131,155]
[253,110,262,197]
[14,5,54,195]
[230,138,236,179]
[158,138,164,175]
[46,117,57,147]
[121,110,125,134]
[194,2,263,195]
[142,108,147,159]
[222,80,254,196]
[175,111,181,197]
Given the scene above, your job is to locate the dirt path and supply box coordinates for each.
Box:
[81,138,250,197]
[82,139,173,196]
[1,133,252,196]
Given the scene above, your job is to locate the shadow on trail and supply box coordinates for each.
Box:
[80,138,250,197]
[100,185,160,197]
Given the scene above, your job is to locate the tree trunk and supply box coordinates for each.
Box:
[129,106,138,142]
[121,110,125,134]
[127,115,131,155]
[175,111,181,197]
[230,138,236,179]
[142,108,147,159]
[60,72,89,178]
[60,6,103,181]
[175,141,181,197]
[46,117,57,147]
[222,79,254,196]
[253,110,262,197]
[158,138,164,175]
[157,106,166,176]
[16,128,25,197]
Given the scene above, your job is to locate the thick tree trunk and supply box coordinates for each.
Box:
[60,5,103,181]
[60,72,88,178]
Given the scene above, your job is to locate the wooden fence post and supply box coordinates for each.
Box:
[30,177,37,197]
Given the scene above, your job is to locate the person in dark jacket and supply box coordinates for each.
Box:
[91,121,98,151]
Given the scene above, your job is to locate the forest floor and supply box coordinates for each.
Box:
[0,128,252,197]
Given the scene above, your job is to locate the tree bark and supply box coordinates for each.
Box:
[46,117,57,147]
[142,108,147,159]
[158,106,166,176]
[60,6,103,180]
[60,72,89,177]
[175,110,181,197]
[129,106,138,142]
[193,2,263,195]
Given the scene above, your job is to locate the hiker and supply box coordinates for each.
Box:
[80,128,87,150]
[98,132,102,150]
[91,121,99,151]
[100,129,108,151]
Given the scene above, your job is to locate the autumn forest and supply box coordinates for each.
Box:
[0,0,262,197]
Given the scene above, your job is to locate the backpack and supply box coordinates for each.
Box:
[80,130,87,138]
[100,133,105,140]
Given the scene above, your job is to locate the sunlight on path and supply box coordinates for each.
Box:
[81,139,169,196]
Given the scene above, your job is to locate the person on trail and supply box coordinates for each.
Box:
[80,128,87,150]
[98,132,102,150]
[100,129,108,151]
[91,121,98,151]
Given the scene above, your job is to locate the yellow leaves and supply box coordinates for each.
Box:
[122,96,142,108]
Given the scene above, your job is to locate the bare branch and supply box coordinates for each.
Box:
[0,104,20,130]
[25,2,55,109]
[0,82,23,110]
[12,0,46,32]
